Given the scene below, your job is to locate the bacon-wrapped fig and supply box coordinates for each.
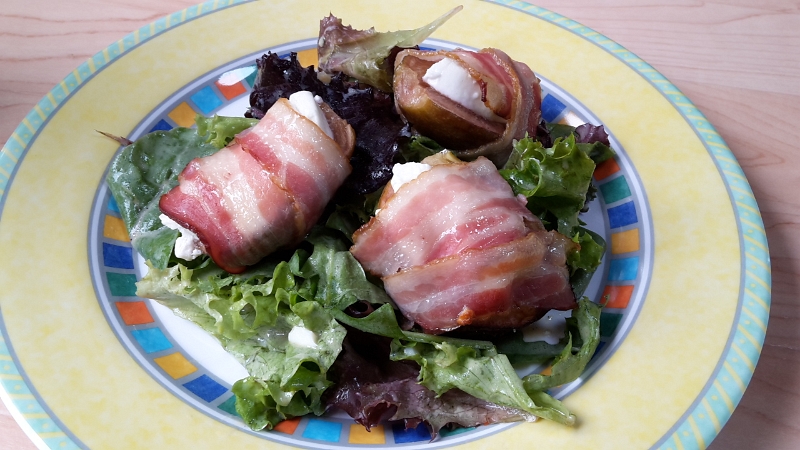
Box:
[159,93,355,273]
[350,154,576,334]
[393,48,542,166]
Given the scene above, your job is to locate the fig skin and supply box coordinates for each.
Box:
[393,54,504,149]
[393,48,542,167]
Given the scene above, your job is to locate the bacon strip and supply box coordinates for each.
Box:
[350,157,576,334]
[160,98,355,273]
[383,230,576,333]
[351,157,535,277]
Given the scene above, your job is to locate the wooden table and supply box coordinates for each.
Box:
[1,1,797,448]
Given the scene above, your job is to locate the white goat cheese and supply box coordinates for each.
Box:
[390,162,432,192]
[422,57,497,121]
[288,325,319,349]
[288,91,334,139]
[159,214,204,261]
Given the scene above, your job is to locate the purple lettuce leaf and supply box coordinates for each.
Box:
[323,327,536,438]
[247,52,409,195]
[317,7,462,92]
[574,122,610,146]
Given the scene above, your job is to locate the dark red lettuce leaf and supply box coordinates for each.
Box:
[574,122,610,146]
[323,327,536,438]
[247,52,409,195]
[541,121,611,147]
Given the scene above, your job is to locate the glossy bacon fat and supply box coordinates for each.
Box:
[393,48,542,167]
[350,155,577,334]
[159,98,355,273]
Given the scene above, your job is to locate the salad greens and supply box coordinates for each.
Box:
[500,131,612,296]
[107,110,609,433]
[318,6,462,92]
[106,115,257,269]
[137,236,599,431]
[523,299,600,393]
[105,9,616,433]
[500,134,597,236]
[334,301,600,427]
[106,127,217,269]
[195,115,258,149]
[137,229,390,429]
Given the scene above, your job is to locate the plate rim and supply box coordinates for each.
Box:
[487,2,771,448]
[0,1,771,449]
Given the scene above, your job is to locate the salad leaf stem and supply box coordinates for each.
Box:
[523,299,601,392]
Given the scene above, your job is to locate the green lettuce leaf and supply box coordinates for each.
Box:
[106,116,257,269]
[324,188,384,241]
[567,228,606,272]
[500,134,609,292]
[106,128,218,269]
[499,134,596,236]
[399,134,444,162]
[546,123,615,165]
[137,259,344,430]
[318,6,462,92]
[390,339,575,426]
[522,299,601,392]
[229,300,345,430]
[295,231,391,311]
[334,303,583,426]
[195,114,258,148]
[568,228,607,298]
[331,303,495,350]
[495,333,567,366]
[135,233,390,430]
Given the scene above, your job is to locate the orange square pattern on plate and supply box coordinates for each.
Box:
[274,417,301,434]
[602,285,634,309]
[115,301,154,325]
[593,158,620,181]
[296,48,318,68]
[215,79,247,100]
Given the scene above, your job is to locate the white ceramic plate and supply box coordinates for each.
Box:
[0,1,770,449]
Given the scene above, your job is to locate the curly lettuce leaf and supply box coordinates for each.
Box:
[390,339,575,426]
[544,122,615,165]
[295,232,392,311]
[136,232,388,341]
[334,303,577,426]
[136,259,345,430]
[195,114,258,148]
[318,6,462,92]
[135,234,390,430]
[500,134,596,236]
[499,134,610,291]
[230,301,345,430]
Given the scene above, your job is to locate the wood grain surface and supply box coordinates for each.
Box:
[1,1,798,449]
